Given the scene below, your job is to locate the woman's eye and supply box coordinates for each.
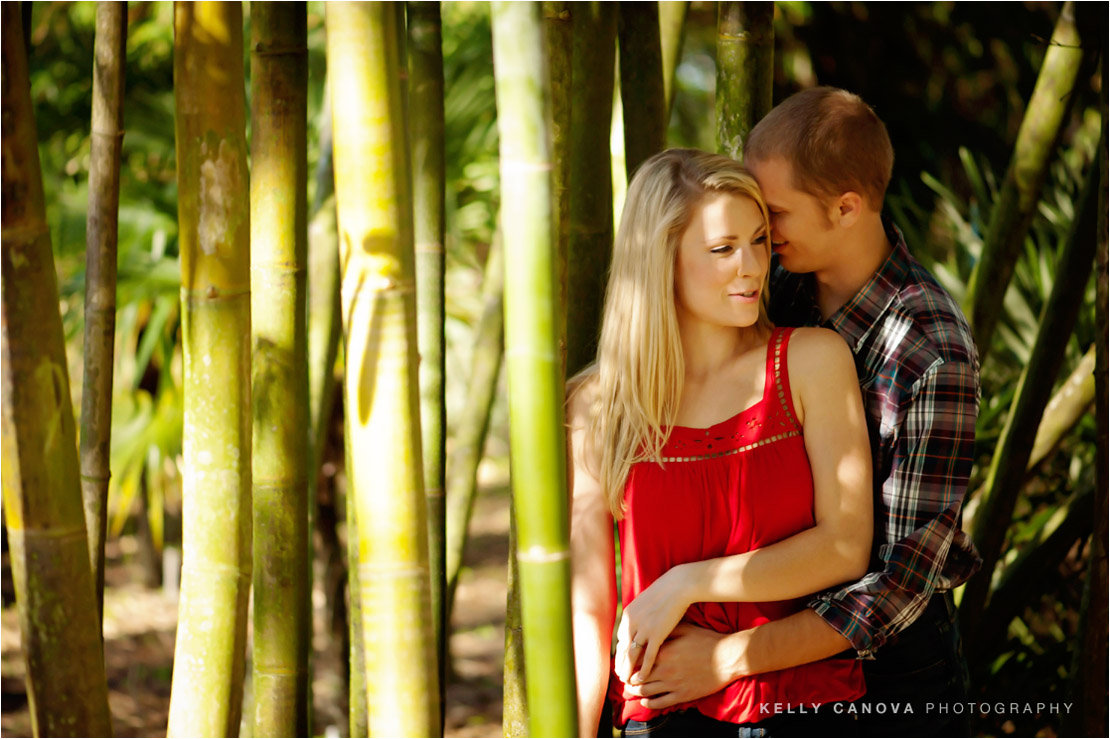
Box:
[752,234,768,244]
[710,244,733,255]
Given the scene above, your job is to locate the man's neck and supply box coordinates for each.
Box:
[812,215,893,321]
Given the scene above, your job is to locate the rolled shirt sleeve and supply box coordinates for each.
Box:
[808,360,982,658]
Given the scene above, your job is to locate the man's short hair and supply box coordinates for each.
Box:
[745,87,894,209]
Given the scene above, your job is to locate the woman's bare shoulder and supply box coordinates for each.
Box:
[566,368,601,430]
[783,327,859,417]
[786,327,854,372]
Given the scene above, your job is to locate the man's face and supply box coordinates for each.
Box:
[747,157,838,275]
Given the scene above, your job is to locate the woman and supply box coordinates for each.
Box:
[567,149,873,737]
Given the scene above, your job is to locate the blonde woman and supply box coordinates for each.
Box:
[568,149,872,737]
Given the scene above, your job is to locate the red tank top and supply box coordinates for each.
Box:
[611,327,864,726]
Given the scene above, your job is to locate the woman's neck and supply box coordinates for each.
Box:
[678,315,769,384]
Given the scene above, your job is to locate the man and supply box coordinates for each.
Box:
[622,87,982,736]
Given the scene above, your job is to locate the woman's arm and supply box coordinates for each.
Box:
[566,376,618,737]
[615,328,872,683]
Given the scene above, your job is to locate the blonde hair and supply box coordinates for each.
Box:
[574,148,771,518]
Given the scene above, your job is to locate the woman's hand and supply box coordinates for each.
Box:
[614,563,694,684]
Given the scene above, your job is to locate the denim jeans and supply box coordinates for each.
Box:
[621,704,859,738]
[855,591,972,737]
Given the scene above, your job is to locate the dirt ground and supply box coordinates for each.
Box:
[0,484,511,739]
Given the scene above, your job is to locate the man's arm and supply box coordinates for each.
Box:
[808,360,980,657]
[628,359,980,702]
[625,612,850,708]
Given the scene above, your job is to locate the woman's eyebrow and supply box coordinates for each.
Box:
[750,224,767,238]
[704,234,738,244]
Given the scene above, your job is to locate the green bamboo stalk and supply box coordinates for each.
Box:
[659,1,689,120]
[964,346,1097,527]
[566,1,617,377]
[965,1,1088,358]
[407,4,447,725]
[545,0,571,361]
[167,4,253,736]
[491,2,578,735]
[618,3,665,180]
[344,407,368,737]
[498,11,573,729]
[1,5,113,735]
[444,235,504,623]
[326,4,440,735]
[80,0,126,628]
[1068,51,1107,736]
[502,507,529,738]
[961,127,1104,653]
[716,1,773,159]
[249,4,310,736]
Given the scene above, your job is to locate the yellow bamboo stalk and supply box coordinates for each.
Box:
[167,3,253,735]
[250,3,311,735]
[326,3,440,735]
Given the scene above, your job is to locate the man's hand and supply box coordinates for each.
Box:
[622,623,745,710]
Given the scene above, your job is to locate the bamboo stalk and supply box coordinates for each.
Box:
[309,96,341,481]
[491,2,578,734]
[566,1,617,377]
[444,235,504,623]
[80,0,126,627]
[344,408,368,737]
[167,4,253,735]
[963,346,1096,527]
[1027,346,1096,468]
[407,4,447,724]
[1067,50,1107,737]
[545,0,571,365]
[618,3,666,180]
[1,4,113,735]
[965,1,1088,358]
[326,4,440,735]
[961,127,1104,653]
[502,508,529,738]
[306,95,348,725]
[659,1,689,120]
[716,1,773,159]
[249,4,310,735]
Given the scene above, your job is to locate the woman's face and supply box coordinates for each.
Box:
[674,191,769,330]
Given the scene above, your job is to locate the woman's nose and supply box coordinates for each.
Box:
[740,242,765,273]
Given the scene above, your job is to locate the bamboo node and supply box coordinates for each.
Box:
[1,221,50,243]
[251,43,309,57]
[516,546,569,564]
[20,525,90,542]
[415,241,445,255]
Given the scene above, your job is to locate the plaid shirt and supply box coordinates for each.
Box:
[770,220,982,659]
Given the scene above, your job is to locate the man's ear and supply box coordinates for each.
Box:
[832,191,864,228]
